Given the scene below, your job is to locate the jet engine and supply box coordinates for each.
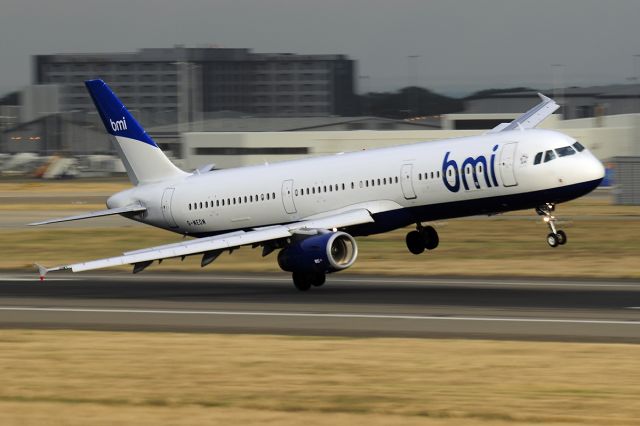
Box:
[277,231,358,274]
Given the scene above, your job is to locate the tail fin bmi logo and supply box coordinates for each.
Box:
[110,117,127,132]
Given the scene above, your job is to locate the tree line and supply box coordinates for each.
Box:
[356,86,534,118]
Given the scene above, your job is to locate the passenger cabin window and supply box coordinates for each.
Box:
[534,152,543,165]
[544,150,556,163]
[573,141,585,152]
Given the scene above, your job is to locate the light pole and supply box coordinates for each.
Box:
[551,63,565,118]
[407,55,420,117]
[634,55,640,155]
[358,75,370,115]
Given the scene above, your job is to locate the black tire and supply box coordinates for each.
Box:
[406,231,425,255]
[547,232,559,248]
[292,272,311,291]
[556,230,567,245]
[423,226,439,250]
[310,273,326,287]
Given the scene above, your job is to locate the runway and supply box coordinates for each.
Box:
[0,272,639,342]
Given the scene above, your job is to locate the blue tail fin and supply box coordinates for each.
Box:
[85,79,186,185]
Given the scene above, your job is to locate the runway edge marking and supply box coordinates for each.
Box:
[0,306,638,326]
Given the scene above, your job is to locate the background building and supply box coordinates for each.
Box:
[33,46,356,123]
[464,84,640,120]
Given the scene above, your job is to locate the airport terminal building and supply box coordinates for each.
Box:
[33,46,356,122]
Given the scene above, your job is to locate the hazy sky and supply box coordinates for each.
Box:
[1,0,640,96]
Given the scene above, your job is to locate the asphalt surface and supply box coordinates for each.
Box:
[0,272,639,342]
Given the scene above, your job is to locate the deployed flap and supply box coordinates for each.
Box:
[28,203,146,226]
[35,209,374,277]
[486,93,559,134]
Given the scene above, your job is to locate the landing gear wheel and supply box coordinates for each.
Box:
[423,226,439,250]
[310,273,326,287]
[556,230,567,245]
[406,231,425,255]
[537,203,567,248]
[292,272,312,291]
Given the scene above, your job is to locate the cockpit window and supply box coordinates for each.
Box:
[534,152,543,165]
[573,141,585,152]
[544,150,556,163]
[555,146,576,157]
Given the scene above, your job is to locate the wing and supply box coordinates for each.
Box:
[28,203,146,226]
[35,208,374,278]
[486,93,560,134]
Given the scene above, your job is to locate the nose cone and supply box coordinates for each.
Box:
[586,155,606,183]
[576,154,605,197]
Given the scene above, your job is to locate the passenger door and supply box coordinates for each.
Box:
[281,179,297,214]
[161,187,178,228]
[499,142,519,187]
[400,164,417,199]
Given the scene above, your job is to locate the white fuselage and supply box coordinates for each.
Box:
[107,129,605,237]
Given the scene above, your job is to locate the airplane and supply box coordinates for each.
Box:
[32,79,605,291]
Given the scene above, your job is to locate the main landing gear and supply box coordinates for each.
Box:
[536,203,567,248]
[292,271,326,291]
[406,224,439,255]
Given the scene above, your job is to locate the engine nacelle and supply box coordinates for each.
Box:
[277,231,358,274]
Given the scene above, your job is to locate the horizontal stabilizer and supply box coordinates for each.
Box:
[28,203,146,226]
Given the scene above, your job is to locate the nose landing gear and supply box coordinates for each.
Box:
[536,203,567,248]
[406,224,439,255]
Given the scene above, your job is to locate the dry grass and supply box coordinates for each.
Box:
[4,217,640,278]
[2,181,640,277]
[1,331,640,425]
[0,180,130,195]
[0,203,106,211]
